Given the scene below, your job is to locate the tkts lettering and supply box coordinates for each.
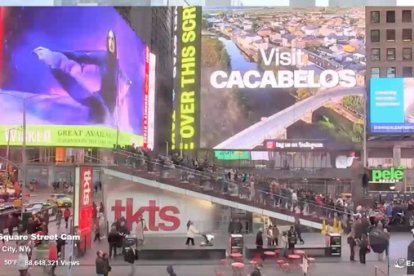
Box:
[82,169,92,206]
[111,199,180,231]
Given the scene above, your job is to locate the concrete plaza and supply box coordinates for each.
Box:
[0,189,413,275]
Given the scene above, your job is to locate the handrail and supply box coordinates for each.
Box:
[112,148,354,218]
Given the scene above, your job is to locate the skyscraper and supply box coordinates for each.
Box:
[290,0,316,7]
[329,0,396,6]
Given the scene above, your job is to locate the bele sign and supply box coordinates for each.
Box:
[370,167,405,183]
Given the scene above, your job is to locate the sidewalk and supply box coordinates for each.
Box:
[0,259,408,276]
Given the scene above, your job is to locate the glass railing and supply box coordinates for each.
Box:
[111,149,353,224]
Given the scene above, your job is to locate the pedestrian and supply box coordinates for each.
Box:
[94,220,101,242]
[256,228,264,250]
[98,213,106,239]
[378,228,390,261]
[250,262,263,276]
[93,202,98,224]
[273,224,280,246]
[102,252,111,276]
[17,251,29,276]
[294,219,304,244]
[56,209,62,229]
[359,234,370,264]
[63,207,71,229]
[48,241,58,276]
[135,216,145,246]
[123,244,138,276]
[56,236,66,258]
[167,265,177,276]
[347,233,356,262]
[6,214,15,235]
[280,232,288,258]
[266,225,274,246]
[108,225,120,258]
[95,250,106,276]
[185,220,199,246]
[99,202,104,214]
[287,226,297,254]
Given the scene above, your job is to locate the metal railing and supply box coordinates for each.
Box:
[111,149,354,224]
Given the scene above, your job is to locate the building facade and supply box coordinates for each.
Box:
[366,7,414,78]
[366,7,414,192]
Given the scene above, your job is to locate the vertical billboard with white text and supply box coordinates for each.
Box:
[147,53,157,150]
[171,6,202,152]
[143,46,150,149]
[201,8,366,152]
[79,167,93,252]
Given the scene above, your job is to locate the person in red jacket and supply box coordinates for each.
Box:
[63,207,71,229]
[48,241,58,276]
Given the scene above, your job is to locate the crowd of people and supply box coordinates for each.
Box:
[115,147,414,233]
[11,209,69,276]
[253,218,304,257]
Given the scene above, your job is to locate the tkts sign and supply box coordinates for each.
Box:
[79,167,93,231]
[111,198,180,231]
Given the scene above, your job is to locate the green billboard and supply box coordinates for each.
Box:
[370,167,404,183]
[0,125,143,148]
[214,150,250,160]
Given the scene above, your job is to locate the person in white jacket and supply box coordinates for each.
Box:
[185,220,199,246]
[135,216,146,246]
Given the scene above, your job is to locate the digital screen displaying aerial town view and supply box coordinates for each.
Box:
[1,4,414,276]
[201,8,366,154]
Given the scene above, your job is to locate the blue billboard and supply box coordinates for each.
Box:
[369,78,414,133]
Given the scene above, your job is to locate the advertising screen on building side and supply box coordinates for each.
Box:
[201,7,366,150]
[171,6,202,151]
[79,167,93,231]
[0,7,147,148]
[369,78,414,134]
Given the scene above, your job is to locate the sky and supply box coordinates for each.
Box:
[0,0,413,9]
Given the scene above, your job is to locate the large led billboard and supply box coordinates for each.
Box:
[170,6,202,152]
[200,7,366,150]
[0,7,148,148]
[369,78,414,134]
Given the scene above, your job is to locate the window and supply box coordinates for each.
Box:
[403,29,412,41]
[371,11,380,23]
[387,67,396,78]
[386,48,396,61]
[403,10,412,23]
[371,30,380,42]
[403,48,412,60]
[386,11,396,23]
[371,67,380,78]
[403,67,413,77]
[386,29,396,41]
[371,48,380,61]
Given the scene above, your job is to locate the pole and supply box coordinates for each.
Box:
[21,98,27,215]
[387,243,390,275]
[363,91,367,168]
[116,128,119,149]
[166,141,169,157]
[180,137,183,158]
[5,129,10,183]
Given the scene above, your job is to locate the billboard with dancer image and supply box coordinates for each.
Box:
[0,7,148,148]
